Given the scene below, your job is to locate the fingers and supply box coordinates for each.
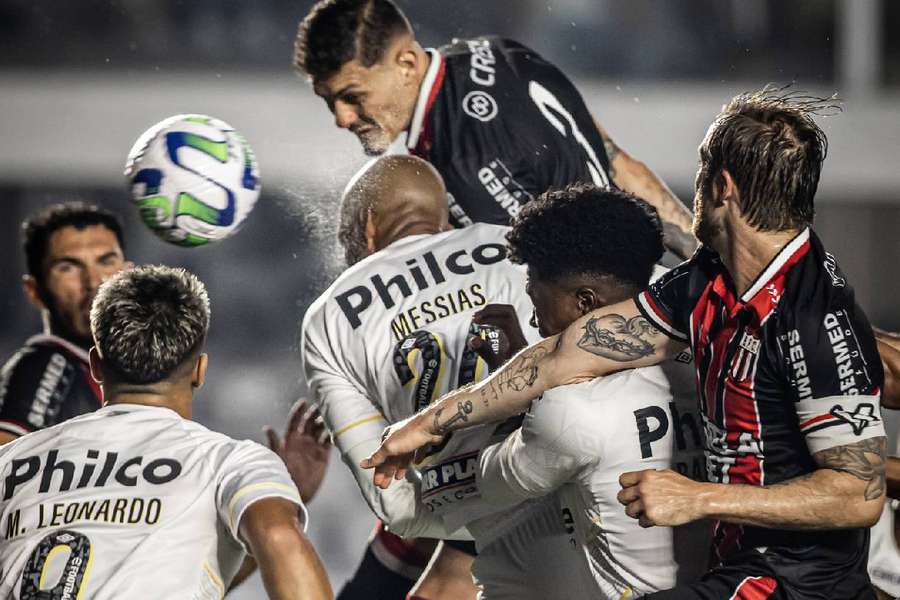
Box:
[472,303,517,323]
[618,470,646,489]
[286,398,310,435]
[264,426,282,453]
[616,483,641,506]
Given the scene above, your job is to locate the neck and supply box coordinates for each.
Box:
[714,221,802,297]
[377,221,441,251]
[399,45,433,136]
[44,313,92,350]
[103,387,192,419]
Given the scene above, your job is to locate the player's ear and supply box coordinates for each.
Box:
[575,288,600,315]
[715,169,737,208]
[393,36,419,78]
[365,208,377,254]
[21,274,47,311]
[88,347,104,384]
[192,353,208,389]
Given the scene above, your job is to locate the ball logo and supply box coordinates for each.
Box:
[462,91,498,122]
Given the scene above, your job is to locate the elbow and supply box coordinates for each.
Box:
[854,495,885,528]
[369,489,419,539]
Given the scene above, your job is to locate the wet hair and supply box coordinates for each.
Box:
[90,265,210,384]
[22,201,125,281]
[506,183,663,290]
[698,86,838,231]
[295,0,412,81]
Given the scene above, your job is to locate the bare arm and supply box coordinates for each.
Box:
[619,437,887,530]
[239,497,333,600]
[595,120,698,260]
[877,337,900,409]
[362,298,684,487]
[0,431,19,446]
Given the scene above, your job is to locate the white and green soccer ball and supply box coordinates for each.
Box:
[125,114,261,247]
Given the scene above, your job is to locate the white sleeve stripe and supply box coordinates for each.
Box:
[228,482,302,530]
[636,293,688,342]
[0,420,31,437]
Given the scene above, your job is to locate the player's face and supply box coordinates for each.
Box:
[526,274,584,338]
[315,59,415,156]
[37,225,126,343]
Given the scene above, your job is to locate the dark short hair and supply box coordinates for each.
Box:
[699,87,836,231]
[90,265,210,384]
[506,184,664,289]
[22,201,125,280]
[295,0,412,81]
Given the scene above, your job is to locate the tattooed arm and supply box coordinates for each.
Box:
[594,120,698,261]
[361,299,685,487]
[618,437,887,530]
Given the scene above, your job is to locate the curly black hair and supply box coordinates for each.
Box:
[295,0,412,81]
[506,184,663,289]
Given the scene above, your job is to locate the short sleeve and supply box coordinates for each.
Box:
[635,252,710,344]
[0,347,72,435]
[781,296,885,453]
[215,440,305,550]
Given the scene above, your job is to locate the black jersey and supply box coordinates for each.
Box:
[0,334,101,437]
[636,228,885,597]
[393,37,612,226]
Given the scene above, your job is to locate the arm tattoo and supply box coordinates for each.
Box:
[577,314,659,361]
[480,345,550,411]
[434,400,473,435]
[813,436,887,501]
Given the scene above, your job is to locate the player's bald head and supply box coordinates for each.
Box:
[338,155,449,264]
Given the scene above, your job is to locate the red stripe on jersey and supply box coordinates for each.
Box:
[730,575,778,600]
[373,521,430,568]
[799,413,836,431]
[641,291,675,329]
[412,57,447,159]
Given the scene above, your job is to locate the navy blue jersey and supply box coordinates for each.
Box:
[395,37,613,227]
[0,335,101,437]
[636,228,884,596]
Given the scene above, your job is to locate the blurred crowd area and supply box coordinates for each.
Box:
[0,0,897,84]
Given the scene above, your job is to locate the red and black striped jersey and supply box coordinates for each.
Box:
[0,335,102,438]
[392,36,613,227]
[635,228,884,573]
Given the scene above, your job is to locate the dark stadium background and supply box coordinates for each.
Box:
[1,1,898,595]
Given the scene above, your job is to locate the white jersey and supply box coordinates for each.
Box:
[301,223,538,538]
[0,404,304,599]
[477,360,710,598]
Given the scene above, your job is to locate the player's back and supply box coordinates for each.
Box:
[540,361,708,596]
[0,403,302,599]
[303,222,534,427]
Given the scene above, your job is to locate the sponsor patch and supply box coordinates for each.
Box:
[462,91,498,122]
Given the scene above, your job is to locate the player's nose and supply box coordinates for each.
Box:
[333,101,358,130]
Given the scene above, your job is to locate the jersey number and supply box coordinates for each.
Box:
[393,329,487,413]
[528,80,610,187]
[20,530,92,599]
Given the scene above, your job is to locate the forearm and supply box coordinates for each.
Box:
[877,338,900,409]
[698,468,884,530]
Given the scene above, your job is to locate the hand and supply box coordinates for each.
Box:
[265,398,332,503]
[468,304,529,370]
[360,411,445,489]
[616,469,708,528]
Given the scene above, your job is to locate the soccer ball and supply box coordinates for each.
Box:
[125,114,261,246]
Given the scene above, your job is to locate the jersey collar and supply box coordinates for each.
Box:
[26,333,89,364]
[740,227,811,304]
[405,48,445,153]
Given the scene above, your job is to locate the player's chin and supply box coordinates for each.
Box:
[358,132,390,156]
